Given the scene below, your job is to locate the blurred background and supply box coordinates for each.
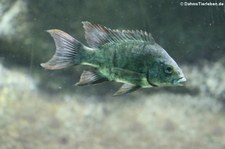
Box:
[0,0,225,148]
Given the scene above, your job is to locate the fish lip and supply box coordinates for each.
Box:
[175,77,186,86]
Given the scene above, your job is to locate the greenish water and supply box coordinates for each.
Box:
[0,0,225,149]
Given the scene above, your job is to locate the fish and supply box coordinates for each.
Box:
[41,21,186,96]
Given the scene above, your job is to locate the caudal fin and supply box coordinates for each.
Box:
[41,29,83,70]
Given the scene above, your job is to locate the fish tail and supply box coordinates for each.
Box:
[41,29,84,70]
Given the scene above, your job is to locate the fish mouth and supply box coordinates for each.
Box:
[175,77,186,86]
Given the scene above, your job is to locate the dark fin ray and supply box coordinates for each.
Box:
[82,21,155,48]
[82,21,108,48]
[41,29,83,70]
[75,71,107,86]
[113,84,140,96]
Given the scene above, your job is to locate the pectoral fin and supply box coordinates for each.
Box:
[113,84,140,96]
[75,71,107,86]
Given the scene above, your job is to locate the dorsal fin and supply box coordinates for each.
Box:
[82,21,155,48]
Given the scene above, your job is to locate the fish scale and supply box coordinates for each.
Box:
[84,41,148,85]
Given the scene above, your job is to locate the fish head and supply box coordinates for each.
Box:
[146,44,186,87]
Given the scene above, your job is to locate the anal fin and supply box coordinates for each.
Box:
[75,71,107,86]
[113,84,140,96]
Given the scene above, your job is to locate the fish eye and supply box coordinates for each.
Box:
[164,65,173,74]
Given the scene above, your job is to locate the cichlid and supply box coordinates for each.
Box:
[41,21,186,96]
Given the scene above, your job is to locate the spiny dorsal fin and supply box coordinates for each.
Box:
[113,84,140,96]
[82,21,155,48]
[75,70,107,86]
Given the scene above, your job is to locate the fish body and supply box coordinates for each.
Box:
[41,22,186,95]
